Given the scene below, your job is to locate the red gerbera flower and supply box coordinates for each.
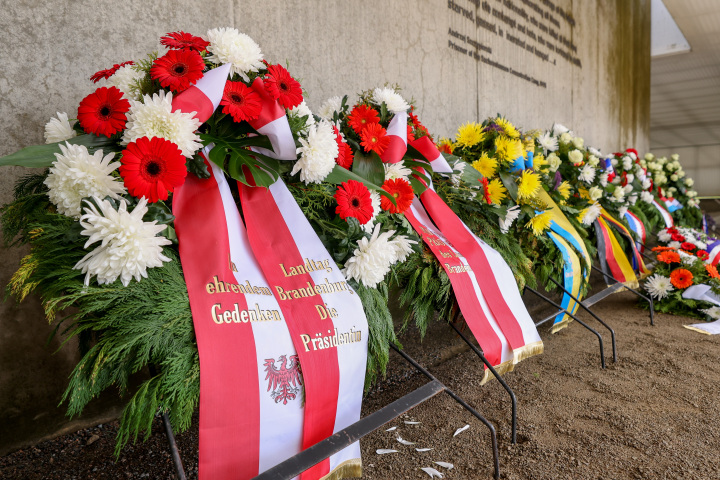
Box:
[119,137,187,203]
[670,268,693,289]
[480,177,491,204]
[333,126,354,169]
[264,64,303,109]
[77,86,130,137]
[347,105,380,134]
[360,123,390,155]
[150,50,205,93]
[160,31,210,52]
[705,264,720,279]
[220,81,262,123]
[697,250,710,261]
[671,232,686,243]
[380,178,414,214]
[334,180,373,224]
[681,242,696,252]
[90,61,134,83]
[407,124,416,143]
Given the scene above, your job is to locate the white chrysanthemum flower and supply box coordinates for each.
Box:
[74,197,172,286]
[106,64,143,100]
[44,143,126,219]
[579,164,596,184]
[679,251,697,266]
[640,191,654,204]
[317,96,343,120]
[289,100,315,134]
[568,149,583,165]
[572,137,584,149]
[291,120,338,184]
[552,123,569,136]
[612,186,625,202]
[668,241,681,249]
[626,173,635,184]
[559,132,573,145]
[499,205,521,234]
[657,229,672,243]
[588,186,603,201]
[618,205,629,218]
[701,306,720,320]
[627,151,637,160]
[547,153,561,172]
[644,274,674,300]
[580,202,602,225]
[390,235,416,263]
[343,224,398,288]
[622,156,632,171]
[122,91,202,157]
[589,147,602,157]
[372,87,410,114]
[361,191,382,234]
[538,132,558,153]
[384,161,412,182]
[695,240,707,250]
[597,172,608,187]
[588,155,599,167]
[642,178,652,190]
[206,27,263,81]
[44,112,77,144]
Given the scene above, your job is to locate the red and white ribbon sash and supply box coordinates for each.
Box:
[379,111,409,164]
[624,211,647,253]
[240,177,367,479]
[247,77,297,160]
[409,136,453,174]
[652,199,674,228]
[405,198,512,378]
[171,63,231,123]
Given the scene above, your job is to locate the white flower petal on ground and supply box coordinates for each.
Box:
[420,467,444,478]
[645,274,674,300]
[376,449,398,455]
[317,96,343,120]
[372,87,410,113]
[74,197,171,286]
[499,205,521,234]
[396,436,415,446]
[106,64,143,100]
[384,161,412,181]
[206,27,263,81]
[385,426,397,432]
[343,224,397,287]
[291,120,338,184]
[122,90,202,157]
[44,112,77,144]
[44,143,126,219]
[416,448,433,452]
[453,425,470,437]
[404,421,421,425]
[538,131,558,153]
[434,461,454,469]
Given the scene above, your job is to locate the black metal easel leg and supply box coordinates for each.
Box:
[547,277,618,363]
[161,411,187,480]
[447,320,518,445]
[523,287,606,369]
[391,344,501,480]
[591,265,655,326]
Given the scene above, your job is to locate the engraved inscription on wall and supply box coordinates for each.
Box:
[447,0,583,89]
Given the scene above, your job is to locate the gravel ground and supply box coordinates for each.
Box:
[2,290,719,479]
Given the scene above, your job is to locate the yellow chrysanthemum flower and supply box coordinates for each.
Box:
[517,170,541,200]
[526,210,553,236]
[487,178,507,205]
[495,136,525,163]
[471,152,497,178]
[533,153,547,171]
[522,136,536,153]
[495,117,520,138]
[455,122,485,148]
[557,180,572,200]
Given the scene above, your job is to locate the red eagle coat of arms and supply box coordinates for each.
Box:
[263,354,303,405]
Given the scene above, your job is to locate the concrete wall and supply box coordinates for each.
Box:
[651,145,720,197]
[0,0,650,454]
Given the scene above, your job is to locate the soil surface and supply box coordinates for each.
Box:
[1,290,719,479]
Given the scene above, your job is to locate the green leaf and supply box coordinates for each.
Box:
[499,171,519,202]
[186,154,210,179]
[351,151,385,186]
[324,165,396,206]
[0,134,120,168]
